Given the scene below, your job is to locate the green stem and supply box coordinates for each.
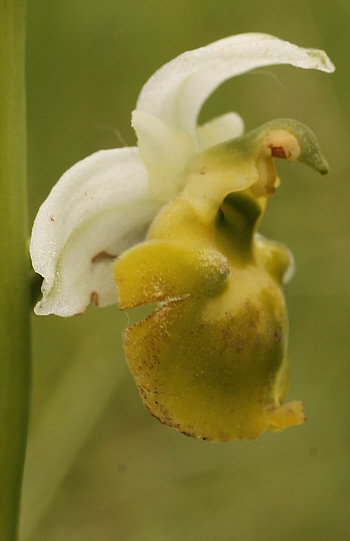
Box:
[0,1,31,540]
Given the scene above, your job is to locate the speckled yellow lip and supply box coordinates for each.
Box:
[114,119,327,441]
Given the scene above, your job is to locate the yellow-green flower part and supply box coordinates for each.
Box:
[114,119,328,442]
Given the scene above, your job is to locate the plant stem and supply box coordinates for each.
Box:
[0,1,31,540]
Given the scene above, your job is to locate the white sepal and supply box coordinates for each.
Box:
[135,33,335,137]
[30,148,162,316]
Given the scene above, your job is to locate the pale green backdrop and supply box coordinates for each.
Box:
[21,1,349,540]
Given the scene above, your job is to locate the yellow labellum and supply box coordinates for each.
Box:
[114,119,328,441]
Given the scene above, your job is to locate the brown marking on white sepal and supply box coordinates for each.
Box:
[90,291,99,306]
[91,251,118,264]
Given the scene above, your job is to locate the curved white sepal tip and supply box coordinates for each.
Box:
[136,33,335,137]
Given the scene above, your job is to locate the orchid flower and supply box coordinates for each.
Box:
[30,33,334,317]
[30,34,334,442]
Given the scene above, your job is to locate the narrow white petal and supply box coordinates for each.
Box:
[30,148,161,316]
[197,112,244,151]
[136,33,335,137]
[132,110,196,201]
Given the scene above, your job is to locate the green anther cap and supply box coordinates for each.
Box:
[246,118,328,174]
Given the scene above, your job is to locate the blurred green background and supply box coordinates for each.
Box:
[21,1,349,540]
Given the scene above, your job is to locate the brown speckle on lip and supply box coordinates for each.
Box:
[274,329,283,341]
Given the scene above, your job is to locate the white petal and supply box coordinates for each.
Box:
[197,112,244,151]
[136,33,335,137]
[30,148,162,316]
[132,110,196,201]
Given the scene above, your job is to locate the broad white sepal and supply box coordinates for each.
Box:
[30,148,161,316]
